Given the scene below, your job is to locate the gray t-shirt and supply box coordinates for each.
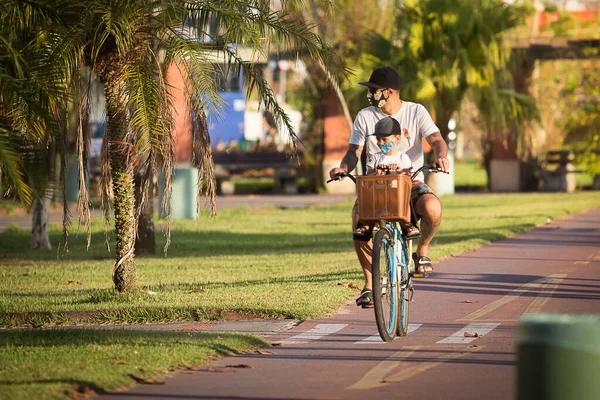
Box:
[349,102,439,181]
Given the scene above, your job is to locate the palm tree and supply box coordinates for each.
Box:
[8,0,342,292]
[0,1,69,249]
[361,0,538,187]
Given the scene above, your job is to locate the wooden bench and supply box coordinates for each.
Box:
[538,150,588,192]
[212,151,306,195]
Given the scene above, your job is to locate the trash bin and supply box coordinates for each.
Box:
[516,313,600,400]
[65,154,89,203]
[158,166,198,220]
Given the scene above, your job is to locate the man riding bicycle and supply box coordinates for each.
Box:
[328,66,450,308]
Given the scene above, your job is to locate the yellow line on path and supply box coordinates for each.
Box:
[457,274,567,322]
[347,346,484,390]
[347,348,420,390]
[522,275,566,315]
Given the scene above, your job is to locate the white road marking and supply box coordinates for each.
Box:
[280,323,347,344]
[436,323,500,344]
[357,324,422,344]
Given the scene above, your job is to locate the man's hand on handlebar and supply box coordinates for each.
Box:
[329,167,348,180]
[434,156,450,173]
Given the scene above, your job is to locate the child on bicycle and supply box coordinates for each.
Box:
[353,117,420,239]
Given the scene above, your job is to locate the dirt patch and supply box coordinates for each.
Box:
[0,307,272,329]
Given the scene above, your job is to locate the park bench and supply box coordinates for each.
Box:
[212,150,306,195]
[538,150,599,192]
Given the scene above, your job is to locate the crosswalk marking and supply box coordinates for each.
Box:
[280,322,502,345]
[280,323,347,344]
[436,323,500,344]
[356,324,422,344]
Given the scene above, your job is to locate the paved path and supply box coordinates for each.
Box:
[97,208,600,400]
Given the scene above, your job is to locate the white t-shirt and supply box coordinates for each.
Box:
[366,152,412,171]
[349,102,439,181]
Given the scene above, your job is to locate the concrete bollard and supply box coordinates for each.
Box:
[516,314,600,400]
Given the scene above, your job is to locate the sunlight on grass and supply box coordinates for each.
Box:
[1,192,600,325]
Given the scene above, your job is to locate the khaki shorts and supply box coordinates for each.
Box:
[410,181,438,220]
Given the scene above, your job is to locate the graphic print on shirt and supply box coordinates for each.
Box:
[402,127,411,145]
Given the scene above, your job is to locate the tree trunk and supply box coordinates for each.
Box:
[105,79,138,293]
[30,191,52,249]
[134,169,156,256]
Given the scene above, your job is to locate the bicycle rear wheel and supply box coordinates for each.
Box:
[396,238,410,337]
[372,227,397,342]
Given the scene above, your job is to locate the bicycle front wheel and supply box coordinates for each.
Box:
[372,227,397,342]
[397,237,410,337]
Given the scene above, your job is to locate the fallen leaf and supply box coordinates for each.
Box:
[225,364,253,369]
[339,281,359,289]
[112,360,127,365]
[464,332,480,338]
[191,289,205,293]
[129,373,165,384]
[67,281,80,286]
[140,290,156,296]
[255,349,273,355]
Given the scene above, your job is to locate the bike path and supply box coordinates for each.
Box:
[100,208,600,400]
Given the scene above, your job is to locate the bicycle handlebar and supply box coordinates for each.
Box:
[327,164,448,185]
[410,165,449,181]
[326,171,357,184]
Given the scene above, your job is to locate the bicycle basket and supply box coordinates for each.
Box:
[357,174,411,222]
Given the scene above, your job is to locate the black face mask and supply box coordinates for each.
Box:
[367,88,389,108]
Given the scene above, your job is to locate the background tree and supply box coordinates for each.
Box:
[6,0,342,293]
[285,0,395,190]
[0,1,68,249]
[358,0,537,188]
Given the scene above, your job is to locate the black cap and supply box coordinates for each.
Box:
[358,67,402,90]
[374,117,401,137]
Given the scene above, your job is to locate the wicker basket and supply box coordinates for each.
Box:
[357,174,412,222]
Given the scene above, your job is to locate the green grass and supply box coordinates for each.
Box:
[453,158,488,188]
[0,329,267,400]
[1,192,600,325]
[1,192,600,398]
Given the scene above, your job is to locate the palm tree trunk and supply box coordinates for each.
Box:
[134,167,156,256]
[105,80,138,293]
[30,189,52,249]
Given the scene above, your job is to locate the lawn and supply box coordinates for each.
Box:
[1,191,600,398]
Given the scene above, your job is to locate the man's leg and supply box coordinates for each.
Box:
[414,193,442,258]
[354,239,373,290]
[352,200,373,290]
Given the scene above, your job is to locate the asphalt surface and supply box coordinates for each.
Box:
[92,207,600,400]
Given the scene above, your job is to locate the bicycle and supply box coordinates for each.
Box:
[328,164,447,342]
